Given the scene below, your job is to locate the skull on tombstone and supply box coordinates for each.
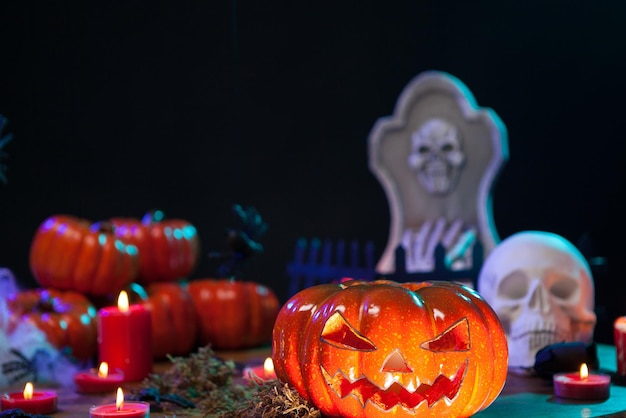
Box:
[407,118,465,195]
[477,231,596,369]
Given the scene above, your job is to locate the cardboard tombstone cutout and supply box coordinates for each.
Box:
[477,231,596,369]
[369,71,508,275]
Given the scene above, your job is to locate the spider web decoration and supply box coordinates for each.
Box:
[0,114,13,184]
[0,323,81,387]
[208,204,268,279]
[2,348,49,384]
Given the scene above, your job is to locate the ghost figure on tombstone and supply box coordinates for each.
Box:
[477,231,596,371]
[369,70,508,276]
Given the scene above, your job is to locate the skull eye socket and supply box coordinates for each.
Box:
[420,318,470,352]
[441,143,454,152]
[321,311,376,351]
[550,276,580,301]
[497,270,529,299]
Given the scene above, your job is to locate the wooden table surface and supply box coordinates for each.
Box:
[475,344,626,418]
[4,344,626,417]
[2,346,273,417]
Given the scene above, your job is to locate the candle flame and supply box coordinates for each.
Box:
[117,291,129,313]
[23,382,33,400]
[98,362,109,378]
[580,363,589,379]
[263,357,274,377]
[116,387,124,410]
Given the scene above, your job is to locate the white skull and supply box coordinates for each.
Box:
[407,118,465,195]
[477,231,596,369]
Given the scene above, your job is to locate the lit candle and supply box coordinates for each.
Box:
[74,361,125,393]
[89,387,150,418]
[0,382,58,414]
[614,316,626,376]
[243,357,277,382]
[553,363,611,400]
[98,290,153,382]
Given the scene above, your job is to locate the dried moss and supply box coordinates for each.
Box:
[221,381,321,418]
[134,346,320,418]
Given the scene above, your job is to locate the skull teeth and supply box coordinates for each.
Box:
[510,319,570,351]
[511,330,564,351]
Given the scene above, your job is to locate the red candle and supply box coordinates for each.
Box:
[0,382,57,414]
[74,362,125,393]
[89,388,150,418]
[553,363,611,400]
[243,357,277,382]
[98,291,153,382]
[614,316,626,375]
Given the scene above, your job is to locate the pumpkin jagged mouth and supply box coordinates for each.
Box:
[321,360,467,411]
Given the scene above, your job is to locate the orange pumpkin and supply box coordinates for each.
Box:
[135,282,198,359]
[6,288,98,361]
[188,278,280,349]
[29,215,140,296]
[272,279,508,418]
[111,210,200,283]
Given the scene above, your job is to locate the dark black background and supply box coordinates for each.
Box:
[1,1,624,343]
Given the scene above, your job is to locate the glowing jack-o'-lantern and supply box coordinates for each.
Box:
[272,279,508,418]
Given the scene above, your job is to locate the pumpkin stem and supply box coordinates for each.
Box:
[129,283,149,301]
[35,291,56,312]
[142,209,165,225]
[90,220,115,234]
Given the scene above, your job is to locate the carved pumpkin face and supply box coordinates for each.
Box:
[272,280,508,418]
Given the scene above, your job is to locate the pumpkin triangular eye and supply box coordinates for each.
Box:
[321,311,377,351]
[420,318,470,352]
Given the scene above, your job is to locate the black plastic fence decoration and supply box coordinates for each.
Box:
[286,237,376,297]
[286,238,483,298]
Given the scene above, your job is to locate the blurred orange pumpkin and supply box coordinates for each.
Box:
[111,210,200,283]
[29,215,139,296]
[134,282,198,359]
[6,288,98,361]
[188,278,279,350]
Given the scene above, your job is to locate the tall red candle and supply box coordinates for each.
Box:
[614,316,626,375]
[98,291,152,382]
